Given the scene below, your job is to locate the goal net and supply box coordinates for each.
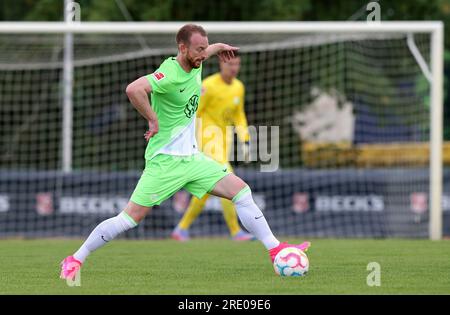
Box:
[0,22,445,239]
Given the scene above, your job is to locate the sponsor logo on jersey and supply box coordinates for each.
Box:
[152,72,165,81]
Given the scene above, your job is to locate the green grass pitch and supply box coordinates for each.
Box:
[0,238,449,294]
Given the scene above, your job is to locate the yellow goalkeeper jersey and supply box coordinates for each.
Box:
[196,73,249,164]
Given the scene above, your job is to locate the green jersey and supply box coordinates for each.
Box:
[145,57,202,160]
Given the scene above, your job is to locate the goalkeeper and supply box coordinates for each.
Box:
[171,53,255,242]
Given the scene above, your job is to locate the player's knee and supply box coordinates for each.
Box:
[235,176,248,192]
[125,202,152,223]
[133,208,151,223]
[231,182,252,204]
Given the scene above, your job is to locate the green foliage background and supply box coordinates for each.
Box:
[1,0,449,169]
[1,0,449,127]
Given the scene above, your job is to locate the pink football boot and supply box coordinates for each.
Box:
[60,255,82,281]
[269,241,311,263]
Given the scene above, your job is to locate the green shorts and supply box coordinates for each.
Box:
[130,153,231,207]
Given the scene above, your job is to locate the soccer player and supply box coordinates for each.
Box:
[171,53,255,242]
[60,24,310,281]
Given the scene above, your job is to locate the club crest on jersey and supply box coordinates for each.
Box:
[184,95,199,118]
[152,72,165,81]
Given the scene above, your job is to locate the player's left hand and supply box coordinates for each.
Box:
[144,118,159,142]
[217,44,239,63]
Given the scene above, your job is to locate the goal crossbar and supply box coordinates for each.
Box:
[0,21,443,34]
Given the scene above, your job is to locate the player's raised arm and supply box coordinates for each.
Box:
[125,76,159,140]
[205,43,240,63]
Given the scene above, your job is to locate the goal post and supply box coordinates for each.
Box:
[0,21,444,240]
[430,24,444,240]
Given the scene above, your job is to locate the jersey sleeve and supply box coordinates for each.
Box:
[146,67,172,94]
[233,84,250,143]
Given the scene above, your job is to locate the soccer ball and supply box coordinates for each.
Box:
[273,247,309,277]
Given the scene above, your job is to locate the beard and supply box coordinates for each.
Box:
[186,54,202,69]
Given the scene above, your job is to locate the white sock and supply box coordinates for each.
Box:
[233,187,280,250]
[73,211,138,263]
